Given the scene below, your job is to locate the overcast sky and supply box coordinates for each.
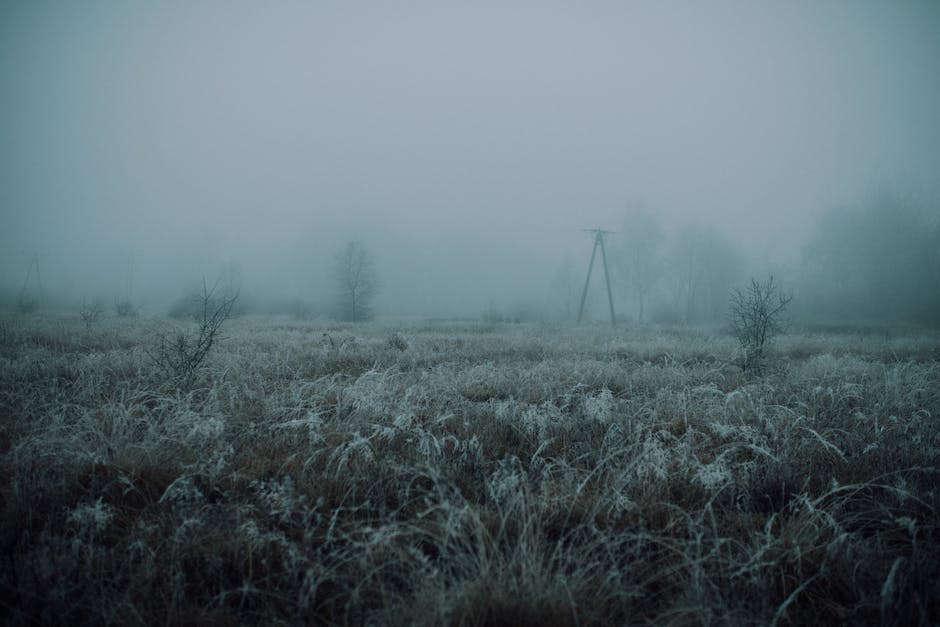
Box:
[2,1,939,314]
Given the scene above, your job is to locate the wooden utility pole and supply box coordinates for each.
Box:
[19,252,43,306]
[577,229,616,326]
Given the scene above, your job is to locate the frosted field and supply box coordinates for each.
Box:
[1,315,938,625]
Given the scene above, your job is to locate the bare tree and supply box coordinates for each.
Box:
[333,241,380,322]
[551,257,579,320]
[114,251,139,317]
[728,275,792,373]
[801,196,937,323]
[619,209,663,323]
[114,298,140,318]
[666,225,741,323]
[79,299,104,331]
[151,277,239,388]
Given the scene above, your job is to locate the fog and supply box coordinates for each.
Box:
[2,1,939,321]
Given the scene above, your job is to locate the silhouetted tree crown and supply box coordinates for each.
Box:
[333,241,379,322]
[800,195,938,324]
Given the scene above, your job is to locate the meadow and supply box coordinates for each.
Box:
[1,314,938,625]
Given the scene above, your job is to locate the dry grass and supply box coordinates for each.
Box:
[1,314,938,625]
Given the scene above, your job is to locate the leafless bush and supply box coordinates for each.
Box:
[79,299,104,330]
[168,277,247,320]
[151,279,238,387]
[728,275,792,373]
[113,297,139,318]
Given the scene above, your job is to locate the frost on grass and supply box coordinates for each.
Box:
[1,314,939,625]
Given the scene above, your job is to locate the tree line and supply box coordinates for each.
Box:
[556,194,939,327]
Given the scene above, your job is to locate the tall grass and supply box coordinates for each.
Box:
[1,315,938,625]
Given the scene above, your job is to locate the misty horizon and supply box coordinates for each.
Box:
[2,1,939,319]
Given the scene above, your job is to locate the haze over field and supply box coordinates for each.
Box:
[3,5,940,623]
[2,1,939,317]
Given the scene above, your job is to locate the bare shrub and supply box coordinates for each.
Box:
[169,279,247,320]
[151,279,238,387]
[113,298,139,318]
[728,275,792,373]
[79,299,104,330]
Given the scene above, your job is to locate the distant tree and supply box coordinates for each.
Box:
[333,241,380,322]
[114,251,138,317]
[79,298,104,330]
[728,275,792,373]
[113,297,139,318]
[551,257,579,320]
[665,225,741,323]
[800,195,936,323]
[930,222,940,324]
[618,209,663,323]
[666,227,698,322]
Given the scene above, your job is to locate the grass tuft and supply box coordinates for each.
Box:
[1,314,938,624]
